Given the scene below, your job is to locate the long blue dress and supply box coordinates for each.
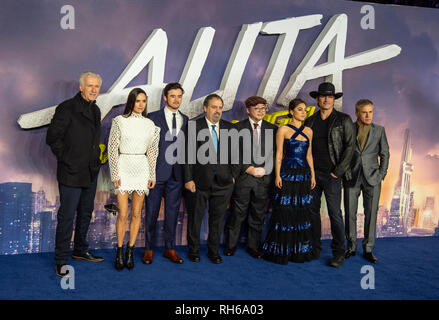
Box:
[262,124,313,264]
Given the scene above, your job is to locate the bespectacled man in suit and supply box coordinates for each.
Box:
[343,99,389,264]
[224,96,276,259]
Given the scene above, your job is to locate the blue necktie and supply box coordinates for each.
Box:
[211,124,218,152]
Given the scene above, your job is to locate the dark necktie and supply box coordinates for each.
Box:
[253,123,259,144]
[172,113,177,140]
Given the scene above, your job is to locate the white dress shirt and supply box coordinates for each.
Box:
[248,117,262,143]
[164,106,183,135]
[205,117,220,139]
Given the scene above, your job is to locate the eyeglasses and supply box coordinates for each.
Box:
[250,105,268,112]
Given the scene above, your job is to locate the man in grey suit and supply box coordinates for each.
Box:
[343,99,389,263]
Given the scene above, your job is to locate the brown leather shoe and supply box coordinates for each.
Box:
[363,252,378,264]
[246,247,262,259]
[142,250,153,264]
[224,247,236,256]
[164,249,184,264]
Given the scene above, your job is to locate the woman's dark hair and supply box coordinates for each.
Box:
[123,88,148,117]
[287,98,307,118]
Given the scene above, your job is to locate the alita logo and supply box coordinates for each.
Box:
[17,14,401,129]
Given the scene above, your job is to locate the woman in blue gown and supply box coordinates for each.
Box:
[262,98,316,264]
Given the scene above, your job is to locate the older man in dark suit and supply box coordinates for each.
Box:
[343,99,389,264]
[183,94,239,264]
[46,71,104,278]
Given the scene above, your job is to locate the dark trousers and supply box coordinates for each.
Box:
[185,180,234,256]
[310,171,345,257]
[225,175,270,250]
[145,179,183,250]
[54,178,97,264]
[344,174,381,253]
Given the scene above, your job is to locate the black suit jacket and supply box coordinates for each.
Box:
[233,118,277,182]
[184,117,239,191]
[46,92,101,188]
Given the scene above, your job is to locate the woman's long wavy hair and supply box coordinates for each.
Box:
[123,88,148,117]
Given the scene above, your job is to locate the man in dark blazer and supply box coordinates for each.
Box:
[184,94,239,264]
[143,83,188,265]
[343,99,389,264]
[304,82,355,268]
[224,96,276,259]
[46,71,104,278]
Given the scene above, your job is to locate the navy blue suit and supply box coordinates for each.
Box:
[145,108,188,250]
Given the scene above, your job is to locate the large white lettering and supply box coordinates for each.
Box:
[17,14,401,129]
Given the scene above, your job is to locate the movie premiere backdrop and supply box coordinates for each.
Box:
[1,0,438,255]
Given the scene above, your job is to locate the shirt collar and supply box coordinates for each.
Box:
[248,117,262,128]
[205,117,219,129]
[164,106,178,117]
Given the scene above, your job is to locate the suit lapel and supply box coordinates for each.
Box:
[260,120,267,153]
[362,123,375,152]
[354,123,361,151]
[159,108,168,131]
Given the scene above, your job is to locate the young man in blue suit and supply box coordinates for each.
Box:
[143,83,189,264]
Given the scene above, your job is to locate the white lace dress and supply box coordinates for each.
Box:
[108,113,160,196]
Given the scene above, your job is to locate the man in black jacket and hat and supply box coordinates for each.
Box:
[304,82,355,268]
[47,71,104,277]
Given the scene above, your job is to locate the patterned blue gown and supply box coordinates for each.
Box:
[262,125,313,264]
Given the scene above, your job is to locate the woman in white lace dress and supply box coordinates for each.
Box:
[108,88,160,270]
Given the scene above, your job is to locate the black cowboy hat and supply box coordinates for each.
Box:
[309,82,343,99]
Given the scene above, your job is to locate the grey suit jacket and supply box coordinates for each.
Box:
[345,123,390,187]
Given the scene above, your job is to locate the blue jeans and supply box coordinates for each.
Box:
[54,178,97,264]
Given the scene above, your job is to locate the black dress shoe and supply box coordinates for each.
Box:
[224,247,236,256]
[310,249,321,260]
[345,249,356,259]
[363,252,378,263]
[115,246,124,271]
[329,255,345,268]
[125,244,135,270]
[208,254,222,264]
[246,247,261,259]
[72,251,104,262]
[55,264,71,278]
[189,252,200,263]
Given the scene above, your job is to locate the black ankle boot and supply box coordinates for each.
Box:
[125,244,134,270]
[115,246,124,271]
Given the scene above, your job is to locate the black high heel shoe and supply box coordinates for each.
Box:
[115,246,125,271]
[125,244,135,270]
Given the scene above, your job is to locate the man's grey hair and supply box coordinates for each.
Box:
[79,71,102,87]
[355,99,374,112]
